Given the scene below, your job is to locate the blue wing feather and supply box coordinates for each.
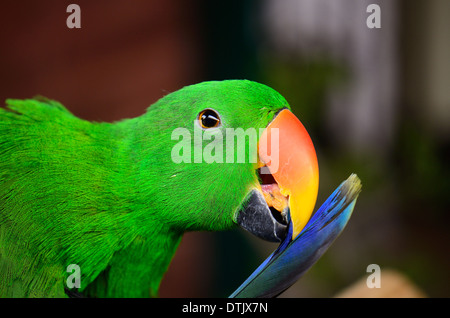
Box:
[229,174,361,298]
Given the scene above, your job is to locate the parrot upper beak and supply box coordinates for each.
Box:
[236,109,319,242]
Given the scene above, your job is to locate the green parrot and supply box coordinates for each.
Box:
[0,80,358,298]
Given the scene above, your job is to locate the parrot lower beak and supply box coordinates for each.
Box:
[236,109,319,242]
[235,189,289,242]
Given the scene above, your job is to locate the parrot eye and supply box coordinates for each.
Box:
[198,109,221,129]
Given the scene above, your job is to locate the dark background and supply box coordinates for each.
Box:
[0,0,448,297]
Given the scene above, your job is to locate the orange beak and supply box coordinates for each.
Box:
[258,109,319,239]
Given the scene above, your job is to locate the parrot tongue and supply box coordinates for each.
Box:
[260,183,289,223]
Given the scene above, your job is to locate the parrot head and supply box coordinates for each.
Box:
[129,80,318,243]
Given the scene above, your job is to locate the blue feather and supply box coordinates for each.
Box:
[229,174,361,298]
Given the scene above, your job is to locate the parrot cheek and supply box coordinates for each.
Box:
[235,189,288,242]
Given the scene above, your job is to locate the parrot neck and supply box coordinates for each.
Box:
[80,119,194,297]
[80,122,185,297]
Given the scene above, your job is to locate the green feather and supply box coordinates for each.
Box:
[0,80,290,297]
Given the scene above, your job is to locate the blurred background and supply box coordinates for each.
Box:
[0,0,448,297]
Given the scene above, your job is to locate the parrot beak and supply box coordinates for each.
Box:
[236,109,319,242]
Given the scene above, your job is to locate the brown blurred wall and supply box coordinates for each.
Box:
[0,1,203,122]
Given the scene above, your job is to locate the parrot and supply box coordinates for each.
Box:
[0,79,360,298]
